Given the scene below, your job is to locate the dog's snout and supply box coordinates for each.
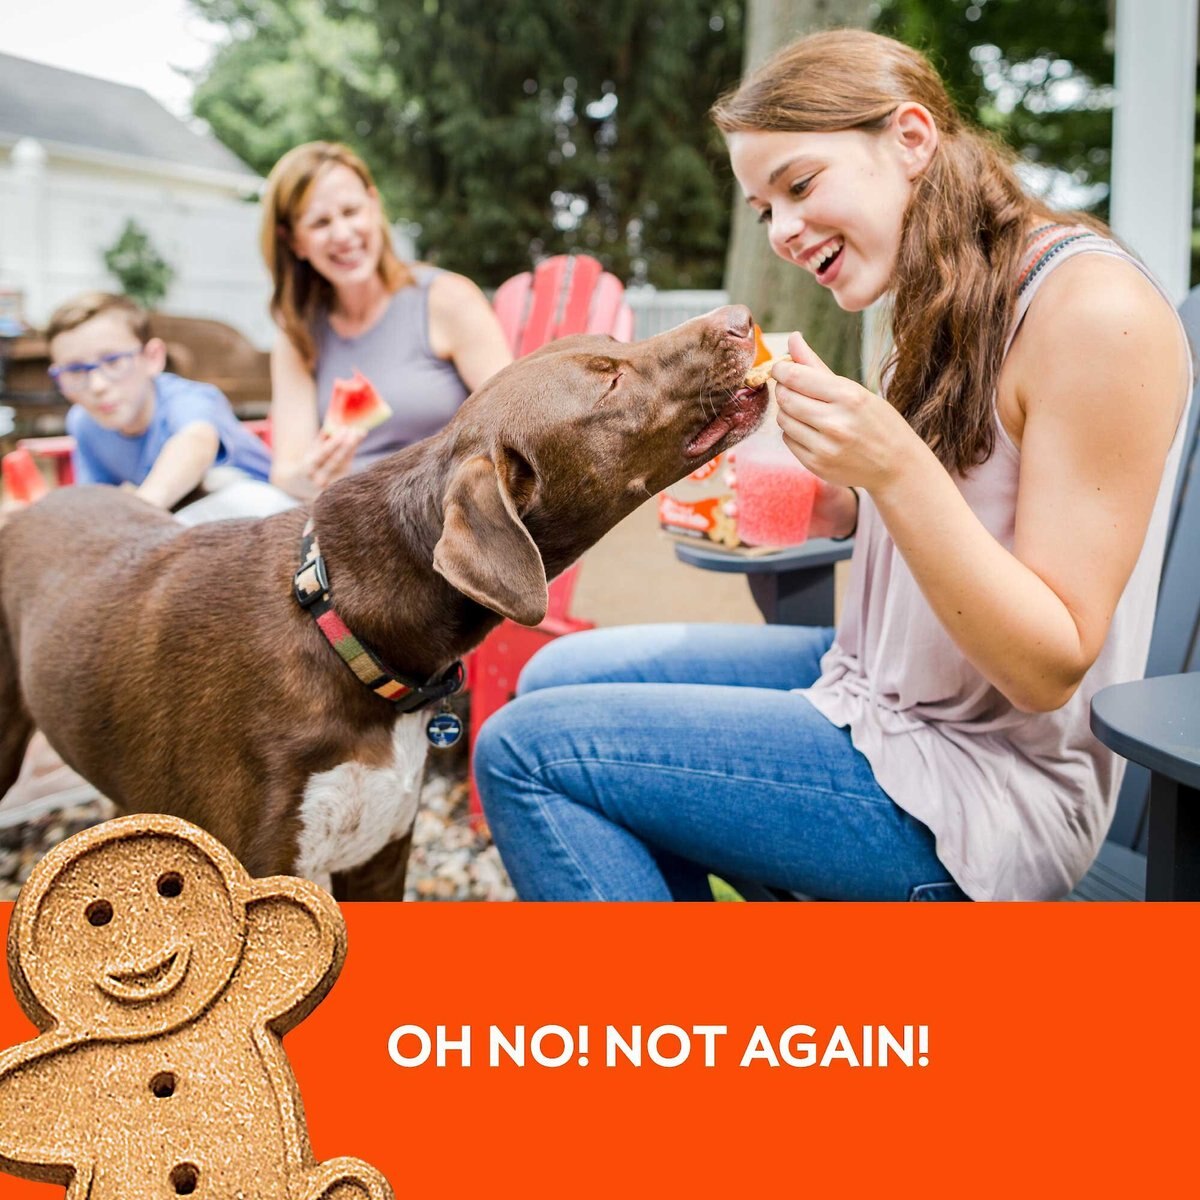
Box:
[712,304,754,343]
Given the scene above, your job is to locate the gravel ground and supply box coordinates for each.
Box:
[0,747,515,903]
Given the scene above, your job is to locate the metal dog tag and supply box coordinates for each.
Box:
[426,706,463,750]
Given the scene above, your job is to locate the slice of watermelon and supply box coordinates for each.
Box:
[323,369,392,435]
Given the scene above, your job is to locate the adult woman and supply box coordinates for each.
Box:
[474,30,1192,902]
[261,142,512,499]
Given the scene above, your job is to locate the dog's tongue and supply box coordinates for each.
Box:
[686,386,763,458]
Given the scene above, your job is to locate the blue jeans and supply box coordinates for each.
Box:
[474,624,968,902]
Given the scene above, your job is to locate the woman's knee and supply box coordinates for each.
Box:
[474,698,531,800]
[475,688,576,827]
[516,625,664,695]
[516,634,587,695]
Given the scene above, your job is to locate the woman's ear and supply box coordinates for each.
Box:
[278,221,304,261]
[891,102,939,179]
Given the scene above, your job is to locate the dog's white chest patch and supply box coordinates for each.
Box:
[293,714,429,889]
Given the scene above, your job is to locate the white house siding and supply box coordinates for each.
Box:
[0,142,275,348]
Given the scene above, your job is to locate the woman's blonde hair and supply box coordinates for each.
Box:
[260,141,413,370]
[711,29,1107,474]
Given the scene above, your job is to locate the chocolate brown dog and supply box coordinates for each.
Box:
[0,306,768,899]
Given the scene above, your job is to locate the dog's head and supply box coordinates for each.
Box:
[432,305,768,626]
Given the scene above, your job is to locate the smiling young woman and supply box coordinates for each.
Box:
[473,29,1192,904]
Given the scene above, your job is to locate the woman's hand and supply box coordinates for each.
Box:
[301,427,365,492]
[806,478,859,541]
[772,331,919,495]
[269,335,367,501]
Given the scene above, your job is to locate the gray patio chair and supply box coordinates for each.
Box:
[677,283,1200,901]
[1087,284,1200,900]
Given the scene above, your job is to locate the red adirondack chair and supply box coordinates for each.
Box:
[467,255,634,820]
[4,437,74,487]
[493,253,634,353]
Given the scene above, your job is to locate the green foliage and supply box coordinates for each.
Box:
[188,0,745,288]
[188,0,390,179]
[880,0,1200,283]
[102,220,175,310]
[875,0,1115,216]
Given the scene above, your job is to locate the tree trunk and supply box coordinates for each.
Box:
[723,0,875,378]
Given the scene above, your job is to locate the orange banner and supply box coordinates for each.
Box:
[1,902,1197,1197]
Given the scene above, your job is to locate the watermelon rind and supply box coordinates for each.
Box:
[322,369,393,434]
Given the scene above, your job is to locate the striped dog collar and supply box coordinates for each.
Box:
[293,519,463,713]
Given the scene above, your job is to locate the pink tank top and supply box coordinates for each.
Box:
[802,227,1194,900]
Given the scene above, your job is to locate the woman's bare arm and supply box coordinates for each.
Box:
[774,254,1187,712]
[427,272,514,393]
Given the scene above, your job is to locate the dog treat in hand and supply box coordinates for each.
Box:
[743,324,790,389]
[0,813,393,1199]
[323,369,392,435]
[743,355,792,390]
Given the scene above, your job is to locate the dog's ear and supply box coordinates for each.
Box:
[433,454,548,626]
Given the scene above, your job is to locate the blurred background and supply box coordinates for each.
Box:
[1,0,1196,378]
[0,0,1196,897]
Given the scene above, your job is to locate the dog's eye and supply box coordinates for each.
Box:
[605,372,624,395]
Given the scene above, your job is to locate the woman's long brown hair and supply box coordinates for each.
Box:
[711,29,1107,475]
[259,141,413,371]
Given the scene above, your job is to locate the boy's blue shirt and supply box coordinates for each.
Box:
[66,372,272,487]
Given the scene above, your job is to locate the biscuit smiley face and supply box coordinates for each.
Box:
[12,823,247,1038]
[1,814,392,1199]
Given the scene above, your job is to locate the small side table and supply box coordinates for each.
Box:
[674,538,852,626]
[1091,673,1200,900]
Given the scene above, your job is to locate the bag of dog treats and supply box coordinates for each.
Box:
[656,452,740,547]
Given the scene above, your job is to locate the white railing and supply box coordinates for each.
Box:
[624,288,730,339]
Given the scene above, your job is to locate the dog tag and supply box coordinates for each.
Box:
[426,707,463,750]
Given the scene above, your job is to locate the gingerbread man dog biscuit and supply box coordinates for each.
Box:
[0,813,393,1199]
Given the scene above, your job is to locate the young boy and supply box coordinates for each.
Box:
[45,292,289,519]
[0,292,292,820]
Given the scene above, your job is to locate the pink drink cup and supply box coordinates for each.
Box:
[731,439,818,547]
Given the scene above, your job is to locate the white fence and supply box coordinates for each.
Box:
[0,144,275,348]
[625,288,730,339]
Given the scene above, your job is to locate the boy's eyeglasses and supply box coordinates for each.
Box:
[48,349,142,397]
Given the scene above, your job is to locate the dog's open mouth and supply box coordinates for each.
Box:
[98,944,191,1004]
[685,383,770,459]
